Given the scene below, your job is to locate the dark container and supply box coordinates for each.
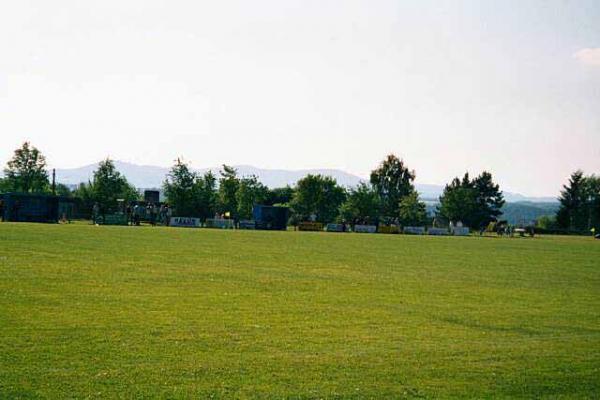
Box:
[1,192,61,223]
[144,190,160,204]
[252,205,289,230]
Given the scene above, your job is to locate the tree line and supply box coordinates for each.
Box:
[2,141,597,232]
[547,170,600,233]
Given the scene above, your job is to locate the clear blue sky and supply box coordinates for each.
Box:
[1,0,599,196]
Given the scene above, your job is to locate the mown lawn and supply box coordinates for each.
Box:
[0,223,599,399]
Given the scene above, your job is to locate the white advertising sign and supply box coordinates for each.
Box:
[354,224,377,233]
[404,226,425,235]
[170,217,201,228]
[428,228,449,235]
[452,227,470,236]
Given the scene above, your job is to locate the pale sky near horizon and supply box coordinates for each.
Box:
[1,0,599,196]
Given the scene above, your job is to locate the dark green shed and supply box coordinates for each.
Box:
[1,192,61,223]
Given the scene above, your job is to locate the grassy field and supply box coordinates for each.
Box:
[0,223,598,399]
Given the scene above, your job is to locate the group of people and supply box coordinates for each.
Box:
[90,201,173,226]
[126,203,172,226]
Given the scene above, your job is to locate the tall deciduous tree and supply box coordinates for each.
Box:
[536,215,558,230]
[437,175,478,227]
[218,165,240,219]
[236,175,269,220]
[55,183,72,197]
[290,174,346,223]
[72,181,95,214]
[339,182,380,226]
[398,191,427,226]
[163,159,217,220]
[3,142,49,193]
[370,154,416,217]
[163,159,198,217]
[265,186,295,206]
[0,178,11,193]
[437,171,504,229]
[87,159,139,213]
[195,171,218,222]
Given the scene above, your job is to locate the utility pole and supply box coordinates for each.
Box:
[52,168,56,195]
[589,194,593,234]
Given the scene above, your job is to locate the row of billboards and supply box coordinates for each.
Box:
[164,206,289,231]
[0,195,472,237]
[0,194,291,231]
[320,223,470,236]
[295,222,471,236]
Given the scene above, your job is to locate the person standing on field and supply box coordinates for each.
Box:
[149,203,157,226]
[126,204,132,225]
[159,204,166,225]
[92,202,100,224]
[166,204,172,226]
[133,204,140,226]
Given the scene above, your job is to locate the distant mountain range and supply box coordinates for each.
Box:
[54,160,558,203]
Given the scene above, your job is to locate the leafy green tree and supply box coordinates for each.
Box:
[398,191,427,226]
[370,154,416,217]
[290,174,346,223]
[437,171,503,229]
[55,183,73,197]
[265,186,295,206]
[72,182,95,215]
[218,165,240,219]
[339,182,380,225]
[164,159,198,217]
[437,175,478,227]
[236,175,269,220]
[0,177,11,193]
[86,159,139,213]
[195,171,218,222]
[3,142,49,193]
[556,170,587,230]
[163,159,217,220]
[536,215,558,230]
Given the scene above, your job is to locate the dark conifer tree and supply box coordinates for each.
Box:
[556,170,587,230]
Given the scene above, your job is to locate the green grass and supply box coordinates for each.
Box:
[0,223,599,399]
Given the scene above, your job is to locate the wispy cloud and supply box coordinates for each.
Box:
[574,48,600,67]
